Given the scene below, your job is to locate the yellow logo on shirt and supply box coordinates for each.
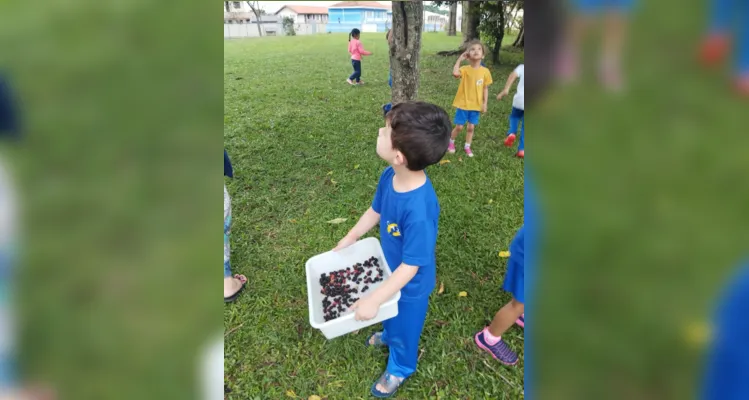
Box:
[387,222,401,237]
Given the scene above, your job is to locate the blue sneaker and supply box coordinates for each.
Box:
[474,328,518,365]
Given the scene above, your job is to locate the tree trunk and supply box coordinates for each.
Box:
[461,0,480,49]
[461,1,468,41]
[492,2,506,64]
[246,1,263,36]
[447,2,457,36]
[390,1,424,104]
[513,21,524,47]
[224,2,230,13]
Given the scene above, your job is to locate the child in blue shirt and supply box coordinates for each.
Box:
[474,225,525,365]
[333,101,452,398]
[702,262,749,400]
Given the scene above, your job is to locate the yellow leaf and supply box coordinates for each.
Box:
[289,219,297,223]
[488,199,493,204]
[439,159,451,165]
[286,390,297,398]
[354,164,360,169]
[684,321,711,347]
[308,396,322,400]
[437,282,444,294]
[458,157,463,162]
[458,291,468,297]
[331,179,338,184]
[327,218,347,224]
[327,171,333,175]
[498,251,511,258]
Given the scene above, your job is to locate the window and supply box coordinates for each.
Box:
[232,1,241,9]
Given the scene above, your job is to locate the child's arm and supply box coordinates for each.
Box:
[358,41,372,56]
[333,207,380,251]
[452,52,468,78]
[497,70,519,100]
[352,263,417,320]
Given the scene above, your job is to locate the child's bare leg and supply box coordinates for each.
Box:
[488,298,524,338]
[450,124,464,140]
[465,123,475,145]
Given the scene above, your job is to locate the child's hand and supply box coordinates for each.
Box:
[351,296,380,321]
[458,52,468,61]
[481,104,487,114]
[333,234,357,252]
[497,89,509,100]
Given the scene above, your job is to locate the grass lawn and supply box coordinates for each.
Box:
[224,33,524,399]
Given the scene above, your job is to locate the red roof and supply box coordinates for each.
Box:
[330,1,390,10]
[276,5,329,15]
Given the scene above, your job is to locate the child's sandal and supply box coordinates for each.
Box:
[370,371,405,398]
[365,331,386,348]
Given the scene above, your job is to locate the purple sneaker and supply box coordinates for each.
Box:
[474,328,518,365]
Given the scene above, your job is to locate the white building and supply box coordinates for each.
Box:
[274,5,329,24]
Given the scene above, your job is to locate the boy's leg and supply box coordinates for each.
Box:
[505,107,522,147]
[380,296,430,380]
[737,7,749,93]
[518,111,525,152]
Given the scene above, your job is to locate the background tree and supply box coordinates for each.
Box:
[245,1,263,37]
[447,1,457,36]
[390,1,424,103]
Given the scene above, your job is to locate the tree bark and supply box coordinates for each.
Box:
[447,2,457,36]
[224,2,230,13]
[513,20,524,47]
[461,1,468,41]
[461,0,480,49]
[246,1,263,37]
[390,1,423,104]
[492,4,505,64]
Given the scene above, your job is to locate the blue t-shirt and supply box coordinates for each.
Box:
[372,167,439,299]
[702,262,749,400]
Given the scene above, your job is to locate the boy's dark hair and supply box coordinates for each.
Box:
[464,39,488,58]
[386,102,451,171]
[348,28,360,41]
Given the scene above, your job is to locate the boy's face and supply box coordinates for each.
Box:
[377,120,405,167]
[468,44,484,61]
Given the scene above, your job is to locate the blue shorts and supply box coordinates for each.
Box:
[453,108,480,126]
[502,226,524,303]
[572,0,635,14]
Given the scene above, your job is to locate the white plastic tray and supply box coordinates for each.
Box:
[306,237,400,339]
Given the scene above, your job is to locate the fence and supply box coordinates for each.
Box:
[224,22,328,38]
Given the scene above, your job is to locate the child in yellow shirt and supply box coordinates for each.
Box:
[448,40,493,158]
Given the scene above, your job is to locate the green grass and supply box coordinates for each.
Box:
[224,33,524,399]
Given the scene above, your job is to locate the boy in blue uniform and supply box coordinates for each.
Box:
[333,101,451,398]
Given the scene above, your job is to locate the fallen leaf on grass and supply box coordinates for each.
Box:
[439,159,451,165]
[309,396,323,400]
[435,320,449,327]
[353,330,360,335]
[327,218,347,224]
[437,282,444,294]
[499,251,511,258]
[289,219,297,223]
[488,199,493,204]
[331,179,338,185]
[327,171,333,175]
[458,157,463,162]
[286,389,297,397]
[354,164,360,169]
[458,291,468,297]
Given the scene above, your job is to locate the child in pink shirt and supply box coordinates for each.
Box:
[347,28,372,85]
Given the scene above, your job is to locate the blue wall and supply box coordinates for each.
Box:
[327,7,391,33]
